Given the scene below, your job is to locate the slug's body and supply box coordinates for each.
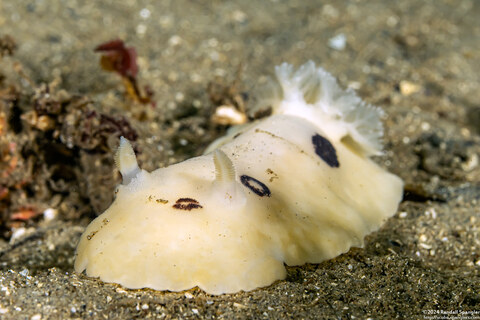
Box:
[75,62,403,294]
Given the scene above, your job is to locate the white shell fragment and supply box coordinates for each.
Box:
[75,61,404,294]
[211,105,247,125]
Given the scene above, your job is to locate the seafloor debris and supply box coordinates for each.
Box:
[0,44,138,238]
[0,35,16,58]
[208,64,248,125]
[95,39,153,105]
[415,132,479,181]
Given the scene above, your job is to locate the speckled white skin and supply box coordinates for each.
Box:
[74,62,403,294]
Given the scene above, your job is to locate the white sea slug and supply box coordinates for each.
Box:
[74,61,404,295]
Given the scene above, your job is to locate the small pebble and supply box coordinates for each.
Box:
[420,122,431,131]
[9,228,26,244]
[43,208,58,221]
[168,35,182,47]
[425,208,437,219]
[136,24,147,35]
[19,269,29,277]
[207,38,218,47]
[348,81,361,90]
[328,33,346,51]
[419,243,432,249]
[399,80,421,96]
[174,92,184,102]
[139,8,151,19]
[231,10,247,23]
[386,16,398,27]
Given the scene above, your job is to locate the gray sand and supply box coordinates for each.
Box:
[0,0,479,319]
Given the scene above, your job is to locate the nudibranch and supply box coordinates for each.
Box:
[74,61,403,294]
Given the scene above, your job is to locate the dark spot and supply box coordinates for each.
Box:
[9,105,23,133]
[86,219,109,240]
[389,239,402,247]
[266,168,279,182]
[402,185,446,203]
[251,106,272,120]
[148,195,169,204]
[312,133,339,168]
[240,175,271,197]
[173,198,203,211]
[86,231,98,240]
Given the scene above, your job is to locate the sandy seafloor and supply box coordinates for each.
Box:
[0,0,479,319]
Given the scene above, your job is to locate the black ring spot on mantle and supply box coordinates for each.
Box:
[240,175,271,197]
[312,133,339,168]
